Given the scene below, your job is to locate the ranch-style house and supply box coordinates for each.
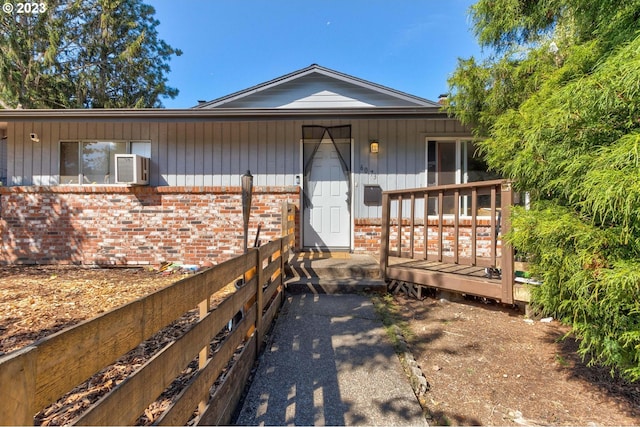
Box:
[0,64,497,266]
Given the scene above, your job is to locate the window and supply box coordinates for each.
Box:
[59,140,150,185]
[426,139,500,215]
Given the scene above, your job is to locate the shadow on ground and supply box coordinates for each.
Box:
[235,293,426,426]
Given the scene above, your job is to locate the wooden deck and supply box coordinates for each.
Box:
[380,180,516,304]
[386,257,503,300]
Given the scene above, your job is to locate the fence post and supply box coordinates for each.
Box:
[500,182,514,304]
[280,235,286,295]
[281,201,288,238]
[255,247,264,355]
[198,280,210,414]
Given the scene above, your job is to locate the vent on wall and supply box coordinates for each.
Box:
[115,154,149,185]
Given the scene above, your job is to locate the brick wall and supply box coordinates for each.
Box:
[0,186,300,266]
[0,185,501,265]
[354,217,502,260]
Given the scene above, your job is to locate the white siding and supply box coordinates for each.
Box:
[218,74,423,108]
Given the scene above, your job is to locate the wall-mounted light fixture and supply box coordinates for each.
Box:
[29,133,40,143]
[370,140,379,154]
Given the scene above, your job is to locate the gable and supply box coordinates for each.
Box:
[196,65,439,109]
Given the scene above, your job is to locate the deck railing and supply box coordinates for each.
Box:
[0,202,296,426]
[380,180,515,304]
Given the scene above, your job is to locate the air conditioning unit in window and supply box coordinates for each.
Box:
[115,154,149,185]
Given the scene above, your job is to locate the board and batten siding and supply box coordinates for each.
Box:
[5,117,470,219]
[208,74,423,108]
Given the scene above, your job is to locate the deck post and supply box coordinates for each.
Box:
[500,182,514,304]
[471,187,477,265]
[453,190,460,264]
[410,193,415,258]
[437,191,444,262]
[423,191,429,261]
[380,193,390,280]
[397,195,403,257]
[490,185,497,267]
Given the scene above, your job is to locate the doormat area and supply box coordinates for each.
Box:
[297,252,351,260]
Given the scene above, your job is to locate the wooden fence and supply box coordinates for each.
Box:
[380,180,515,304]
[0,202,296,426]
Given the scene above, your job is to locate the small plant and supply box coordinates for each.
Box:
[371,293,413,347]
[555,353,570,367]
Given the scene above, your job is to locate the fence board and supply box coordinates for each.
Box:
[74,279,256,425]
[29,254,253,413]
[156,306,256,426]
[261,259,281,285]
[0,226,292,426]
[263,275,282,304]
[259,239,281,260]
[197,334,257,426]
[0,347,37,425]
[261,288,283,337]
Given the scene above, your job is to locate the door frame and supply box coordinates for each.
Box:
[299,137,354,250]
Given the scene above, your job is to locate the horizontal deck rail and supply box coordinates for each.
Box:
[380,180,514,304]
[0,203,296,426]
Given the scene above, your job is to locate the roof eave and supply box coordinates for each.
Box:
[0,107,449,121]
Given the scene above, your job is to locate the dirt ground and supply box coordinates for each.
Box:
[395,293,640,426]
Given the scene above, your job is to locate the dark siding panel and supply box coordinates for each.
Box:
[212,122,222,186]
[149,121,160,185]
[184,122,196,186]
[194,121,205,186]
[230,122,241,185]
[202,122,213,186]
[49,121,60,184]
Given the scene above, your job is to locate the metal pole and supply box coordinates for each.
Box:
[241,170,253,254]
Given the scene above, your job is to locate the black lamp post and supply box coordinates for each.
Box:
[241,170,253,253]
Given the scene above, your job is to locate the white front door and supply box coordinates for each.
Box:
[303,142,350,249]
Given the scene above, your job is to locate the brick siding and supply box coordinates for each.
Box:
[0,185,499,265]
[0,186,300,266]
[354,217,502,260]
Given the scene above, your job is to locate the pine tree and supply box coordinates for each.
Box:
[0,0,181,108]
[448,0,640,380]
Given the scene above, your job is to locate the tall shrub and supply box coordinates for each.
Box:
[448,0,640,380]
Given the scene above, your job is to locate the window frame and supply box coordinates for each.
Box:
[58,140,151,185]
[425,137,500,217]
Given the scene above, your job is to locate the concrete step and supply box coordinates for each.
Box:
[285,277,387,295]
[285,254,381,280]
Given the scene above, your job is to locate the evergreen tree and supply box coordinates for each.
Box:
[448,0,640,380]
[0,0,181,108]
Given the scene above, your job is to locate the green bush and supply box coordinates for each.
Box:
[448,0,640,380]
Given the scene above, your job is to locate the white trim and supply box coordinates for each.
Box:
[350,140,355,251]
[298,139,304,251]
[424,136,470,187]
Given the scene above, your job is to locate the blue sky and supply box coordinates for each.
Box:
[150,0,483,108]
